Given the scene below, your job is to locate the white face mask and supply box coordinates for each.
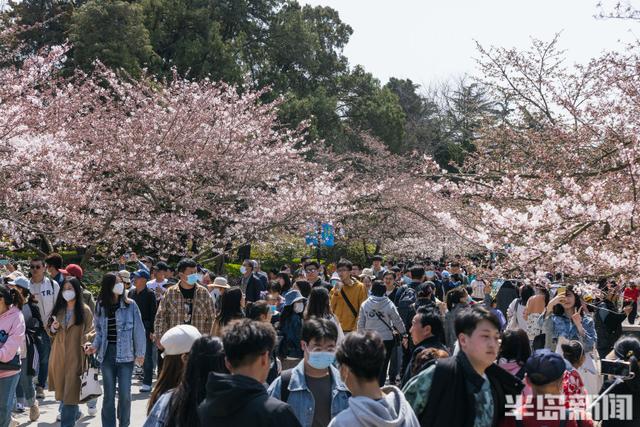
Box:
[113,282,125,296]
[62,290,76,302]
[240,266,248,275]
[211,288,221,299]
[293,301,304,313]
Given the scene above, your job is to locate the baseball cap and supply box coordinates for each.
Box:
[525,349,566,385]
[160,325,202,357]
[132,269,150,281]
[8,276,30,291]
[65,264,83,280]
[441,270,451,279]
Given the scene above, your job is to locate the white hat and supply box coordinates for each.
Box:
[117,270,131,284]
[3,271,24,282]
[160,325,202,357]
[212,277,230,289]
[360,268,375,279]
[8,276,30,291]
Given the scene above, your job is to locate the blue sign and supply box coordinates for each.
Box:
[321,223,335,247]
[305,233,318,247]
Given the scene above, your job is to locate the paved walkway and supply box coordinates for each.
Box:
[13,377,152,426]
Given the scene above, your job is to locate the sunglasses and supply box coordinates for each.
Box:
[30,265,43,269]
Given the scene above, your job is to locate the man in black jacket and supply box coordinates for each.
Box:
[128,269,156,392]
[400,306,448,387]
[198,319,301,427]
[595,284,632,359]
[403,305,523,427]
[305,260,330,291]
[241,259,264,302]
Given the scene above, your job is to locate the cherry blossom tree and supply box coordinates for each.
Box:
[0,46,343,264]
[433,36,640,281]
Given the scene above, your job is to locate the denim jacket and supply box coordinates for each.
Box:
[92,298,146,363]
[541,313,597,352]
[143,390,172,427]
[267,360,349,427]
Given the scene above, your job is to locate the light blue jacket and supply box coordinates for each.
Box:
[92,298,146,363]
[267,360,350,427]
[143,390,172,427]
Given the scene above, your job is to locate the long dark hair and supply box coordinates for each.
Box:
[0,284,24,310]
[278,273,292,294]
[552,284,581,316]
[499,329,531,366]
[304,287,331,320]
[148,355,185,414]
[218,287,244,326]
[96,273,129,313]
[166,337,227,427]
[519,284,534,306]
[51,277,85,326]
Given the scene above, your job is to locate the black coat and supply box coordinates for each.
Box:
[245,274,264,303]
[128,286,157,336]
[420,352,523,427]
[594,300,626,358]
[198,373,301,427]
[400,335,448,387]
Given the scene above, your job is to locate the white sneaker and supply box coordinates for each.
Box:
[140,384,152,392]
[56,412,61,421]
[87,405,98,416]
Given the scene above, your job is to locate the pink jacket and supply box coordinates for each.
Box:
[0,306,26,378]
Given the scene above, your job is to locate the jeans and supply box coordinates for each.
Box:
[143,337,154,386]
[35,331,51,387]
[15,360,35,406]
[379,340,395,386]
[0,373,20,427]
[101,343,134,427]
[388,343,402,384]
[60,404,79,427]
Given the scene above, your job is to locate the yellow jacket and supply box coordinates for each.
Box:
[330,278,368,332]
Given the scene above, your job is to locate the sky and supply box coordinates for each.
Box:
[302,0,639,88]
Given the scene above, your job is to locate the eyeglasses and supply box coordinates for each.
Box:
[305,268,317,273]
[30,265,43,269]
[337,268,351,273]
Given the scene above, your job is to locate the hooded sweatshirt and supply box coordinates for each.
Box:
[198,373,301,427]
[328,385,420,427]
[357,296,406,341]
[0,306,25,379]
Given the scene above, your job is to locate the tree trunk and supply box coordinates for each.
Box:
[362,239,369,263]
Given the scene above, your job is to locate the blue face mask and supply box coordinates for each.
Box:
[187,273,200,285]
[307,351,336,370]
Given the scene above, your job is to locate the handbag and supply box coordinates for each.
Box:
[0,354,21,371]
[79,355,102,403]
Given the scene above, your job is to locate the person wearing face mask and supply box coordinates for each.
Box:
[240,259,264,303]
[128,269,157,393]
[154,258,215,354]
[268,318,349,427]
[329,331,420,427]
[278,290,306,366]
[87,273,145,427]
[47,277,94,427]
[209,276,230,313]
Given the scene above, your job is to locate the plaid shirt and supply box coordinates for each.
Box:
[154,282,215,339]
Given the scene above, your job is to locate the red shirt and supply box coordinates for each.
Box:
[623,286,639,302]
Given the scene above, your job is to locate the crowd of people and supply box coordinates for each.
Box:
[0,252,639,426]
